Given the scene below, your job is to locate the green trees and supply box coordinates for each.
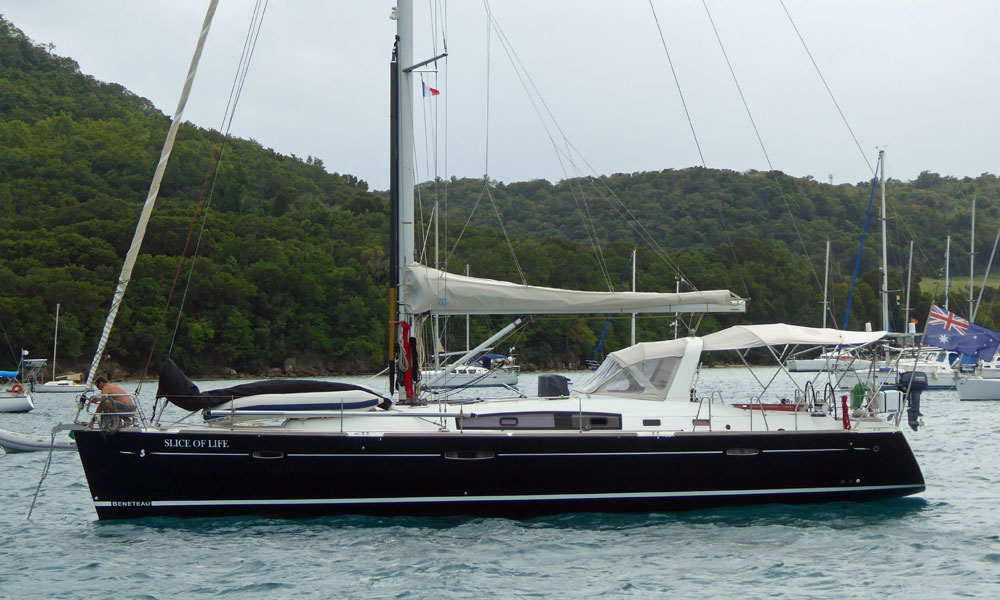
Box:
[4,15,998,375]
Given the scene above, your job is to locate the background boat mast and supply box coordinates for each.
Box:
[879,150,889,332]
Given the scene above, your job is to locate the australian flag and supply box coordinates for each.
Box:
[923,304,1000,360]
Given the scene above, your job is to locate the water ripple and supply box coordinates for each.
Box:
[3,374,1000,598]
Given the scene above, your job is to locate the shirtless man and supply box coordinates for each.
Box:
[89,376,136,427]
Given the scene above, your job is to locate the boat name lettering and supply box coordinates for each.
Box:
[111,501,151,507]
[162,438,229,449]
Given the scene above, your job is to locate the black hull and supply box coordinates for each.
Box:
[73,428,924,520]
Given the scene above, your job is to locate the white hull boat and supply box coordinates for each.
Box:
[35,381,89,394]
[0,392,34,413]
[0,380,33,412]
[956,375,1000,401]
[787,353,872,372]
[421,365,519,388]
[0,427,76,453]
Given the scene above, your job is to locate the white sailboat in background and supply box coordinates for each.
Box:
[35,304,88,394]
[420,264,520,389]
[0,373,33,413]
[421,351,519,389]
[787,240,874,373]
[953,213,1000,400]
[0,350,36,413]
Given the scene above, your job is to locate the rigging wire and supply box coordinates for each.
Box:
[647,0,750,306]
[168,0,269,353]
[842,161,880,330]
[84,0,221,392]
[777,0,875,177]
[562,146,693,288]
[0,319,17,367]
[437,2,531,285]
[775,1,947,327]
[441,1,450,282]
[470,0,613,290]
[478,3,524,285]
[648,0,705,167]
[483,2,491,187]
[138,0,269,403]
[414,2,450,268]
[484,184,528,285]
[700,0,825,303]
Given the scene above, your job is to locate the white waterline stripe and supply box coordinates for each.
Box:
[500,451,722,457]
[94,484,923,508]
[760,448,852,454]
[145,452,248,457]
[137,449,857,459]
[288,453,441,458]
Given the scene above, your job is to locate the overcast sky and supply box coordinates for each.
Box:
[4,1,999,191]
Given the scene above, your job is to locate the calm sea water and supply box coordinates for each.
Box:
[2,368,999,599]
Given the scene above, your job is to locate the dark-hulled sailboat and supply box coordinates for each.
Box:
[64,1,923,520]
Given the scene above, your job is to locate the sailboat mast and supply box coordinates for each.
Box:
[398,1,416,290]
[905,240,914,330]
[673,276,680,339]
[389,1,416,321]
[822,240,830,329]
[388,1,417,400]
[878,150,889,332]
[630,248,637,346]
[52,303,60,380]
[969,197,976,319]
[972,226,1000,323]
[945,236,951,311]
[465,264,471,352]
[388,31,400,392]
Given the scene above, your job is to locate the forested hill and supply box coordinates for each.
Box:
[430,169,1000,282]
[2,16,998,377]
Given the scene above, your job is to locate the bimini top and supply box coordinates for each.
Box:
[700,323,887,351]
[576,323,886,402]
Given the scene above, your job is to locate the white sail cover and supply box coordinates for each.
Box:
[701,323,887,351]
[401,264,746,316]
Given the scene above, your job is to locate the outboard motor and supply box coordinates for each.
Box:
[896,371,928,431]
[537,374,571,398]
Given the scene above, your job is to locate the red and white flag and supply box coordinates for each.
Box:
[422,82,440,97]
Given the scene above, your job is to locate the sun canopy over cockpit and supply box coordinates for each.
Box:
[700,323,887,351]
[576,324,886,402]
